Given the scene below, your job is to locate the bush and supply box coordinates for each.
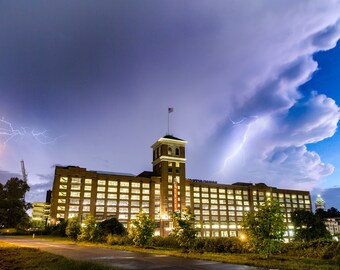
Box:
[282,240,340,261]
[151,236,180,249]
[107,234,132,245]
[192,237,246,253]
[99,218,126,237]
[65,218,81,241]
[129,211,155,247]
[78,215,101,242]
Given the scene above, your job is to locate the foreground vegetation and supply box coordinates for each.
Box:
[7,235,340,270]
[0,240,117,270]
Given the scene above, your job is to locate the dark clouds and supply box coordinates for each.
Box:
[0,1,340,208]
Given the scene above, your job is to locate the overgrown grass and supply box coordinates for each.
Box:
[0,241,118,270]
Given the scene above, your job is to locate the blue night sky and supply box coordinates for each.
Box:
[1,1,340,210]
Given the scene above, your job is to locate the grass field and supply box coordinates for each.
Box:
[2,236,340,270]
[0,241,117,270]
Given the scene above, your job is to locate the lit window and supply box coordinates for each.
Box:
[107,207,116,212]
[219,189,225,193]
[60,177,68,183]
[219,194,226,199]
[85,179,92,184]
[168,176,172,183]
[131,189,140,194]
[220,210,227,215]
[68,213,78,218]
[155,189,160,195]
[96,207,104,212]
[142,195,149,201]
[193,187,200,192]
[155,184,160,189]
[58,199,66,203]
[142,201,149,207]
[97,186,105,192]
[98,180,106,186]
[69,206,79,211]
[193,193,200,197]
[120,188,129,193]
[120,207,128,213]
[202,193,209,198]
[96,200,105,205]
[57,206,65,211]
[194,198,200,203]
[108,181,118,186]
[131,201,140,207]
[142,189,150,194]
[59,185,67,189]
[211,193,217,198]
[119,201,129,206]
[83,206,90,212]
[107,194,117,199]
[220,205,227,210]
[71,178,81,184]
[70,192,80,197]
[202,187,208,192]
[97,193,106,199]
[57,213,64,218]
[107,200,117,206]
[84,192,91,198]
[121,182,129,187]
[202,199,209,203]
[71,185,81,190]
[119,214,128,219]
[211,199,218,204]
[227,195,234,199]
[70,199,80,204]
[58,191,66,197]
[83,199,91,205]
[229,211,235,216]
[120,194,129,200]
[84,186,92,191]
[131,182,140,188]
[131,195,140,200]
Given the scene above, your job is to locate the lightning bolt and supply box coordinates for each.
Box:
[0,117,62,145]
[223,116,259,167]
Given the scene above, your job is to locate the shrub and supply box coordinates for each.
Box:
[65,218,81,241]
[99,218,126,237]
[151,236,180,249]
[192,237,246,253]
[107,234,132,245]
[129,211,155,247]
[78,215,101,242]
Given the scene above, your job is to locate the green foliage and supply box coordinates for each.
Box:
[129,211,155,247]
[150,236,180,249]
[30,220,46,231]
[242,199,286,258]
[66,218,81,241]
[316,207,340,219]
[99,217,126,236]
[48,219,68,237]
[171,207,198,251]
[106,234,132,245]
[193,237,246,253]
[78,215,101,242]
[282,240,340,262]
[0,178,31,229]
[291,209,331,241]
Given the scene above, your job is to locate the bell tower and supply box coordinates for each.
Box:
[151,135,187,232]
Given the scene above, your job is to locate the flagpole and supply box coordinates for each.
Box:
[168,107,173,135]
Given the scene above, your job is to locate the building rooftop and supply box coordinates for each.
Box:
[93,170,136,177]
[163,135,184,141]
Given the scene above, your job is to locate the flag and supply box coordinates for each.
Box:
[168,107,174,113]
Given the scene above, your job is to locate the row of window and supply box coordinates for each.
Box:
[60,177,154,188]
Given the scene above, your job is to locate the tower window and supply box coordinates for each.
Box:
[175,148,180,156]
[168,147,172,155]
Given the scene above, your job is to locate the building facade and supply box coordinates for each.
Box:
[50,135,311,239]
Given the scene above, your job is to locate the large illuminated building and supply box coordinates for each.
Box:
[50,135,311,239]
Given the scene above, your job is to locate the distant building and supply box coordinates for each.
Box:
[50,135,311,240]
[315,194,326,210]
[31,190,52,223]
[323,218,340,239]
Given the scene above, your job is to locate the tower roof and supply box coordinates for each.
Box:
[163,135,184,141]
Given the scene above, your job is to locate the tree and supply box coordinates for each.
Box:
[242,199,286,258]
[99,217,126,236]
[78,215,101,242]
[129,211,155,247]
[0,177,31,229]
[316,207,340,219]
[65,218,81,241]
[171,207,198,251]
[291,209,331,241]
